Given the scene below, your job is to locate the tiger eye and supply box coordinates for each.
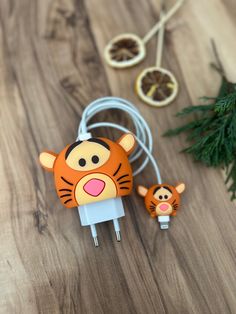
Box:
[92,155,99,164]
[159,195,163,200]
[79,158,86,167]
[164,195,168,199]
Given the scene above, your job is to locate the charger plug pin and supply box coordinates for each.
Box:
[116,231,121,242]
[90,224,99,247]
[93,236,99,247]
[113,218,121,242]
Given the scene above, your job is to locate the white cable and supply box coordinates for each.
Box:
[77,97,162,184]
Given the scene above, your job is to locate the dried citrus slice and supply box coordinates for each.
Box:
[104,34,146,69]
[135,67,178,107]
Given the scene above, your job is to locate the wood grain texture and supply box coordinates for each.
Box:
[0,0,236,313]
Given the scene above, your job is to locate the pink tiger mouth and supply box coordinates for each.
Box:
[159,203,169,211]
[83,178,105,197]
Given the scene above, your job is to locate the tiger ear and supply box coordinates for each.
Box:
[39,151,57,172]
[176,183,185,194]
[117,133,135,155]
[137,185,148,197]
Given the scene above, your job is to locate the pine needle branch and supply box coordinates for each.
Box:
[226,160,236,201]
[164,40,236,200]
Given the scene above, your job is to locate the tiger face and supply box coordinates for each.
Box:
[39,133,135,208]
[137,183,185,218]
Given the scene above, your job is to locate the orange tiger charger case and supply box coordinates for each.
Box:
[39,134,135,208]
[39,133,136,246]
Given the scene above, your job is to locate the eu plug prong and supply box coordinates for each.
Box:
[113,218,121,242]
[93,236,99,247]
[115,231,121,242]
[90,224,99,247]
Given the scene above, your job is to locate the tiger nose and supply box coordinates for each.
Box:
[83,179,105,197]
[159,203,169,211]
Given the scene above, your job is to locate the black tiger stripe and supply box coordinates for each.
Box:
[61,176,73,186]
[65,141,82,159]
[88,138,110,150]
[60,194,72,198]
[64,199,72,204]
[119,180,131,185]
[113,163,122,176]
[117,174,129,182]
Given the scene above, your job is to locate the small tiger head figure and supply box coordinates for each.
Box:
[39,133,135,208]
[137,183,185,218]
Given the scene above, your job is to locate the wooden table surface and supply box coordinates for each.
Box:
[1,0,236,313]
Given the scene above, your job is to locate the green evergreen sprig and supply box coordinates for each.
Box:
[164,42,236,200]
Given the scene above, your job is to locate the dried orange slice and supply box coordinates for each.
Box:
[104,34,146,69]
[135,67,178,107]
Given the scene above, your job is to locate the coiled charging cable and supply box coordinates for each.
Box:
[77,97,162,184]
